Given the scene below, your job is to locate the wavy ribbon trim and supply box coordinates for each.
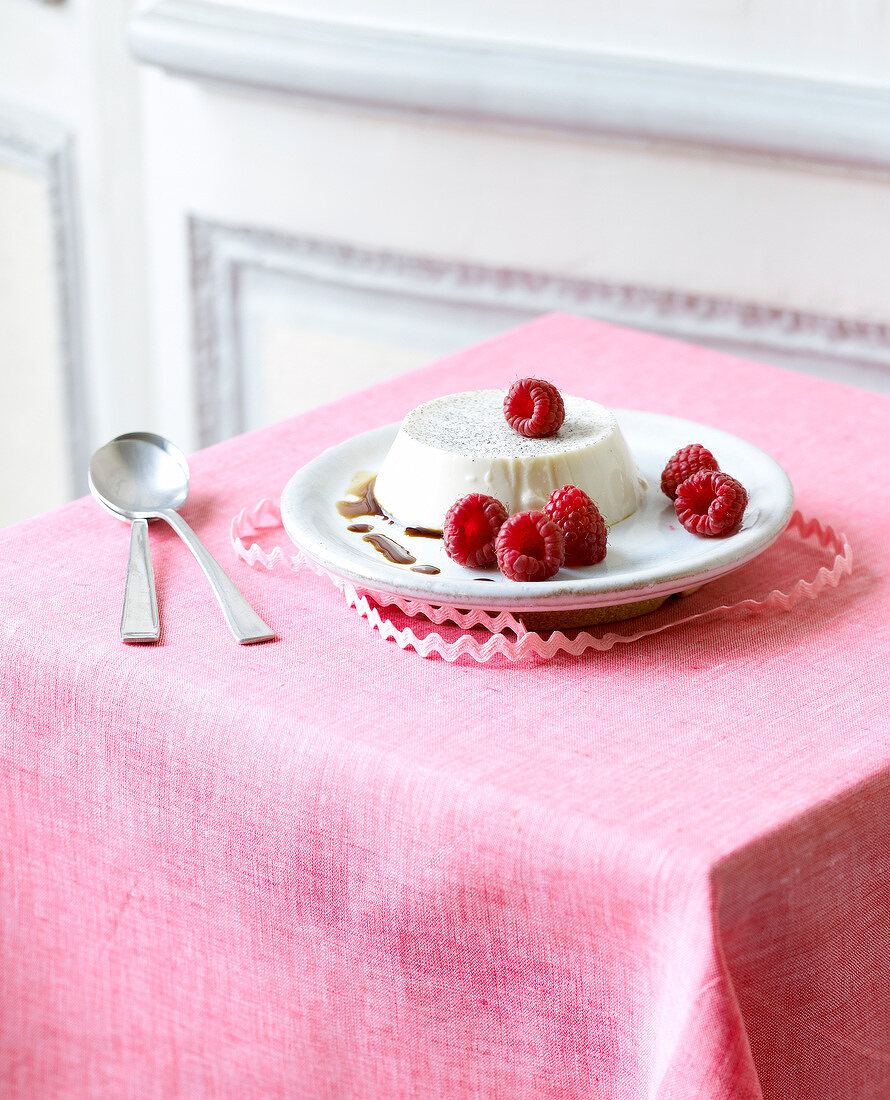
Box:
[231,501,853,663]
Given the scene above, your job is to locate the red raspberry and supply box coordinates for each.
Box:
[661,443,720,500]
[503,378,565,438]
[495,511,565,581]
[674,470,748,537]
[544,485,607,566]
[443,493,509,567]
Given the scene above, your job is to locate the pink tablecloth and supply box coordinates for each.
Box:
[1,314,888,1099]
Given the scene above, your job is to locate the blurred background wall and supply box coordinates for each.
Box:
[2,0,890,525]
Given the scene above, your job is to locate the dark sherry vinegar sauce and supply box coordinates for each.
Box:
[336,475,382,520]
[338,474,442,574]
[405,526,443,539]
[362,533,416,565]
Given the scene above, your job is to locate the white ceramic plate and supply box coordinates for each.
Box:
[280,411,794,612]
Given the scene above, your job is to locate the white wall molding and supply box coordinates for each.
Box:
[131,0,890,171]
[190,217,890,445]
[0,102,89,494]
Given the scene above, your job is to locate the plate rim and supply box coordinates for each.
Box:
[280,410,795,612]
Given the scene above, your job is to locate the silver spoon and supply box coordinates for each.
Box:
[89,434,161,644]
[88,432,275,645]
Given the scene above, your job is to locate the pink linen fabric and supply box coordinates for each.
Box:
[1,314,888,1098]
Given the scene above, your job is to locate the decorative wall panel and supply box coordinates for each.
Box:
[191,218,890,444]
[0,103,87,523]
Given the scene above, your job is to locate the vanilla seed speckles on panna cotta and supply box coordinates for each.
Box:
[372,389,645,532]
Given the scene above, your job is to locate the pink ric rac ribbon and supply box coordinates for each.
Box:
[231,499,853,663]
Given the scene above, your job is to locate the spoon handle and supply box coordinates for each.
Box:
[121,519,160,643]
[159,509,275,644]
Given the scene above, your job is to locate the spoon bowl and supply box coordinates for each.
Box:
[88,432,189,518]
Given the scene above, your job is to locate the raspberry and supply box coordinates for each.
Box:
[495,511,565,581]
[544,485,607,566]
[674,470,748,537]
[503,378,565,438]
[443,493,509,567]
[661,444,720,500]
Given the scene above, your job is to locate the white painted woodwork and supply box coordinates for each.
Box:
[130,0,890,170]
[209,0,890,87]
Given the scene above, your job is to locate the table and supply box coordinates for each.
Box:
[1,314,888,1099]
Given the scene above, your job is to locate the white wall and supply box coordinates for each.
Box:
[0,0,149,523]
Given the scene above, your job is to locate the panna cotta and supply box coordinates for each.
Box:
[373,390,644,532]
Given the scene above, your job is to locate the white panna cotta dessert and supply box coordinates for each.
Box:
[373,389,644,532]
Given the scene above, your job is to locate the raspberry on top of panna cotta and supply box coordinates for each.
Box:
[503,378,566,438]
